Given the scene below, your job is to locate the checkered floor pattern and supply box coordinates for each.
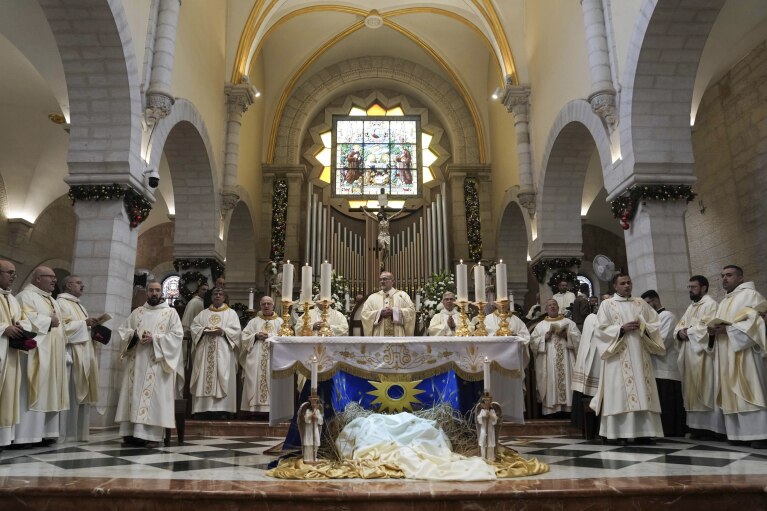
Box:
[2,431,766,481]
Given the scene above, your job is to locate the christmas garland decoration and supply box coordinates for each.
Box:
[464,178,482,262]
[178,271,207,302]
[173,258,225,279]
[270,179,289,262]
[547,270,578,293]
[611,184,695,230]
[417,271,456,326]
[531,258,581,283]
[68,184,152,229]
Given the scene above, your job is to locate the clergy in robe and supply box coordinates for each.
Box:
[115,281,183,446]
[298,304,349,336]
[428,292,466,336]
[710,265,767,448]
[673,275,722,438]
[530,299,581,415]
[590,273,665,443]
[240,295,282,413]
[553,280,575,315]
[190,288,241,417]
[571,294,610,433]
[57,275,100,441]
[15,266,69,445]
[361,272,416,337]
[0,260,32,448]
[476,301,530,346]
[181,282,208,366]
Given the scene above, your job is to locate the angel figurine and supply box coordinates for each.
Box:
[298,395,323,463]
[361,205,405,271]
[475,394,501,461]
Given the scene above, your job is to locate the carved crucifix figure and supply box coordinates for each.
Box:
[362,206,405,271]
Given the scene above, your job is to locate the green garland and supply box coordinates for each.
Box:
[417,271,456,325]
[68,184,152,229]
[178,271,207,302]
[270,179,289,262]
[611,184,695,229]
[464,178,482,262]
[547,270,578,293]
[531,258,581,283]
[173,258,225,279]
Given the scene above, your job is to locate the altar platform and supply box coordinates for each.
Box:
[1,421,766,510]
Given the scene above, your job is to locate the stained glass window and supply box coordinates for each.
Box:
[162,275,180,305]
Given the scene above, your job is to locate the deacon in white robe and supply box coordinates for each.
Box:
[590,274,665,441]
[190,288,241,415]
[115,281,183,445]
[15,266,69,445]
[673,277,722,436]
[361,272,416,337]
[57,275,100,442]
[710,266,767,446]
[553,281,576,314]
[240,296,283,413]
[0,260,32,447]
[181,283,207,366]
[298,305,349,336]
[530,300,581,415]
[572,312,603,399]
[428,292,466,336]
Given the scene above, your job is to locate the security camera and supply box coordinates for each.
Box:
[144,168,160,188]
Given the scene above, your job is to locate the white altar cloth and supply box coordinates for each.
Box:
[269,335,527,425]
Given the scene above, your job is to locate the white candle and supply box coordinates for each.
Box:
[415,292,421,310]
[301,263,313,302]
[456,260,468,301]
[320,261,332,300]
[345,291,350,312]
[281,260,294,300]
[474,265,486,302]
[311,355,318,391]
[496,260,508,300]
[484,356,491,393]
[248,288,254,310]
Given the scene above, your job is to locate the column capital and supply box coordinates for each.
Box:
[443,163,491,181]
[262,164,308,180]
[501,83,531,116]
[225,82,258,116]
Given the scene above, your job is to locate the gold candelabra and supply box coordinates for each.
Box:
[317,298,333,337]
[473,300,488,336]
[494,298,512,336]
[455,300,471,337]
[299,300,314,336]
[278,299,294,336]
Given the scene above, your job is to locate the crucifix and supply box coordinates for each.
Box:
[361,190,405,272]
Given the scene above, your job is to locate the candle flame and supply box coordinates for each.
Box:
[484,356,489,362]
[287,260,290,264]
[460,259,463,264]
[499,259,503,264]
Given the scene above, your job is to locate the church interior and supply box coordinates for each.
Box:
[1,0,767,509]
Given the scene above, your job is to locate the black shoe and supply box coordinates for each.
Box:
[602,437,627,446]
[633,437,656,445]
[41,438,57,447]
[750,440,767,449]
[727,439,750,446]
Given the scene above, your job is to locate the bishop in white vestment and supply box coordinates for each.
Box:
[361,272,416,337]
[530,300,581,415]
[428,292,465,336]
[190,288,241,415]
[240,296,283,413]
[115,281,183,444]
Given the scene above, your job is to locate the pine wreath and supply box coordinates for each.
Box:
[178,271,207,302]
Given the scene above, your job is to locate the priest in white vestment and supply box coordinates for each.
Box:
[181,282,208,367]
[190,288,241,416]
[553,281,575,315]
[673,275,722,438]
[57,275,100,441]
[115,281,183,446]
[361,272,416,337]
[710,265,767,447]
[0,260,32,448]
[590,274,665,442]
[428,292,466,336]
[240,295,283,413]
[15,266,69,445]
[298,304,349,336]
[531,300,580,415]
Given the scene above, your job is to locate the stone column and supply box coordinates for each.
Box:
[501,84,536,217]
[145,0,181,124]
[71,199,139,427]
[580,0,617,130]
[221,83,258,213]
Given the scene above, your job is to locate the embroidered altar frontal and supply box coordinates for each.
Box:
[269,336,528,425]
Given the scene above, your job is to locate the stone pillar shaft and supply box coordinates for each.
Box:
[223,83,257,192]
[146,0,181,121]
[502,85,533,195]
[581,0,613,92]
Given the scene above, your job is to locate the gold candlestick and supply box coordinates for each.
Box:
[473,300,488,336]
[317,298,334,337]
[299,300,313,336]
[455,300,471,337]
[278,299,294,336]
[494,298,512,336]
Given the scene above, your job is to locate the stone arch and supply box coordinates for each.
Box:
[38,0,144,185]
[496,198,529,304]
[533,100,612,258]
[616,0,726,193]
[273,56,480,166]
[148,99,221,260]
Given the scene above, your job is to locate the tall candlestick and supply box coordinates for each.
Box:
[248,288,254,310]
[496,260,508,300]
[484,356,491,393]
[311,355,318,391]
[456,260,468,302]
[301,263,313,302]
[474,264,486,302]
[320,261,332,300]
[281,260,294,300]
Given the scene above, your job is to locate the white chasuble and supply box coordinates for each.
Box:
[190,305,241,413]
[361,289,416,337]
[299,307,349,336]
[115,302,183,439]
[0,290,31,446]
[531,316,580,414]
[590,295,665,439]
[57,294,98,405]
[428,308,462,337]
[674,295,718,413]
[572,313,601,396]
[240,313,283,412]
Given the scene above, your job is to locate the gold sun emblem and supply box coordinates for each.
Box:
[209,315,222,326]
[367,379,426,413]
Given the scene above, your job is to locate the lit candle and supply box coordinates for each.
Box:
[320,260,332,301]
[281,260,294,300]
[248,288,254,310]
[301,263,313,302]
[456,260,468,302]
[474,264,486,302]
[311,355,318,391]
[484,356,491,393]
[495,260,508,300]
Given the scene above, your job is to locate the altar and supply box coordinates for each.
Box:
[269,335,529,425]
